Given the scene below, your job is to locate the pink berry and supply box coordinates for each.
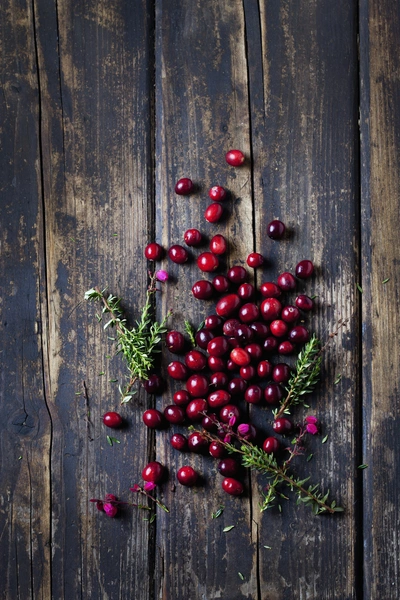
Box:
[144,242,163,261]
[225,149,245,167]
[142,461,164,483]
[210,234,227,255]
[222,477,243,495]
[175,177,194,195]
[102,412,123,428]
[246,252,264,268]
[184,228,202,246]
[197,252,219,272]
[177,466,198,486]
[168,244,188,264]
[208,185,227,201]
[156,269,169,282]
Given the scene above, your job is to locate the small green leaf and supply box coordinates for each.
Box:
[334,374,342,385]
[358,464,368,470]
[106,436,121,446]
[307,453,313,462]
[149,514,156,523]
[322,434,328,444]
[98,372,105,376]
[238,572,244,581]
[212,505,224,519]
[18,456,22,460]
[356,283,363,293]
[382,278,390,284]
[75,392,82,396]
[223,525,235,533]
[310,294,318,300]
[264,545,271,549]
[110,378,118,383]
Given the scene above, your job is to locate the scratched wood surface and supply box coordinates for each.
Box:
[0,1,399,599]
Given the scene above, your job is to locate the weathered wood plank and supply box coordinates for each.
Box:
[360,1,400,598]
[0,1,51,598]
[245,1,360,598]
[33,0,156,597]
[154,1,257,598]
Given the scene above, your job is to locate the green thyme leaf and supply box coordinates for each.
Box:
[238,572,244,581]
[358,464,368,470]
[211,505,224,519]
[223,525,235,533]
[382,278,390,284]
[106,436,121,446]
[356,283,363,293]
[322,434,328,444]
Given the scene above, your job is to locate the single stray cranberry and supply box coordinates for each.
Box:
[142,409,164,429]
[184,228,202,247]
[177,466,198,486]
[218,458,239,477]
[263,437,280,454]
[167,361,189,380]
[197,252,219,272]
[175,177,194,195]
[144,242,163,261]
[225,149,245,166]
[222,477,244,496]
[103,412,123,428]
[168,244,188,264]
[142,461,165,483]
[267,220,286,240]
[192,280,213,300]
[289,325,310,344]
[208,185,227,201]
[170,433,188,451]
[204,203,223,223]
[246,252,264,268]
[277,272,296,291]
[295,260,314,279]
[210,234,227,255]
[273,417,293,434]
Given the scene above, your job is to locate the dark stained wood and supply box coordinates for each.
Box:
[360,1,400,598]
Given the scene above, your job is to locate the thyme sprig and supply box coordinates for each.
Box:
[85,272,171,403]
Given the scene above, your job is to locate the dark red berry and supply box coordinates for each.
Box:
[246,252,264,268]
[196,329,214,350]
[186,374,209,397]
[237,283,255,300]
[208,389,231,409]
[289,325,310,344]
[277,272,296,291]
[264,383,284,404]
[184,228,202,247]
[142,409,164,429]
[173,390,191,406]
[225,149,245,167]
[267,220,286,240]
[223,318,240,336]
[239,302,260,323]
[210,234,227,255]
[204,314,223,330]
[186,398,208,421]
[192,280,213,300]
[228,377,248,396]
[295,294,314,311]
[234,324,254,343]
[208,356,226,372]
[261,298,282,321]
[166,330,185,353]
[208,185,227,201]
[220,404,240,424]
[164,404,185,424]
[227,265,247,284]
[216,294,241,317]
[222,477,243,496]
[230,347,250,366]
[175,177,194,195]
[142,374,163,394]
[209,441,226,458]
[103,412,123,428]
[239,365,256,380]
[249,321,270,339]
[273,417,293,434]
[218,458,239,477]
[212,274,229,293]
[210,371,229,389]
[142,461,164,483]
[167,361,189,380]
[168,244,188,264]
[145,242,163,261]
[207,336,230,357]
[263,437,280,454]
[281,305,300,323]
[170,433,188,451]
[278,340,296,355]
[260,282,281,298]
[202,414,219,432]
[244,343,263,362]
[263,336,279,353]
[187,431,208,453]
[295,260,314,279]
[270,319,289,338]
[177,466,198,486]
[272,363,291,384]
[197,252,219,272]
[245,384,263,404]
[257,359,273,379]
[185,350,207,371]
[204,203,223,223]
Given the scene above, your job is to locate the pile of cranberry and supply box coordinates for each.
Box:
[103,149,316,501]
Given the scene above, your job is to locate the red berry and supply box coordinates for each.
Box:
[270,319,289,338]
[240,365,256,380]
[209,441,226,458]
[260,298,282,321]
[144,242,163,261]
[184,228,202,246]
[272,363,291,384]
[170,433,188,451]
[295,260,314,279]
[192,280,213,300]
[186,398,208,421]
[166,330,185,353]
[264,383,284,404]
[257,360,272,378]
[267,220,286,240]
[102,412,123,428]
[222,477,243,496]
[208,185,227,201]
[234,324,254,343]
[246,252,264,268]
[220,404,240,424]
[223,318,240,336]
[167,361,189,380]
[225,149,245,166]
[263,336,279,353]
[186,374,209,397]
[210,371,229,389]
[216,294,241,317]
[278,340,296,355]
[185,350,207,371]
[197,252,219,272]
[173,390,191,406]
[281,305,300,323]
[142,409,164,429]
[168,244,188,264]
[204,203,223,223]
[239,302,260,323]
[177,466,198,486]
[244,343,263,362]
[202,414,219,432]
[210,234,227,255]
[227,265,247,284]
[208,356,226,372]
[218,458,239,477]
[244,384,263,404]
[204,314,223,330]
[164,404,185,424]
[237,283,255,300]
[228,377,248,396]
[142,374,163,394]
[289,325,310,344]
[273,417,293,434]
[260,282,282,298]
[263,437,280,454]
[175,177,194,195]
[277,272,296,291]
[187,431,208,453]
[230,347,251,366]
[196,329,214,350]
[249,321,270,339]
[295,294,314,311]
[142,461,164,483]
[212,274,229,293]
[207,336,230,357]
[207,389,231,409]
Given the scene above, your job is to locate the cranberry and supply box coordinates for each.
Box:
[240,365,256,380]
[177,466,198,486]
[173,390,191,406]
[103,412,123,428]
[272,363,291,384]
[168,244,188,264]
[142,409,164,429]
[245,343,263,362]
[212,274,229,293]
[210,234,227,255]
[239,302,260,323]
[246,252,264,268]
[216,294,241,317]
[208,356,226,372]
[204,203,223,223]
[204,315,223,330]
[170,433,188,451]
[186,398,208,421]
[185,350,207,371]
[225,149,245,166]
[210,371,229,389]
[281,305,300,323]
[175,177,194,195]
[278,341,296,355]
[197,252,219,272]
[289,325,310,344]
[228,377,248,395]
[144,242,163,261]
[196,329,214,349]
[245,384,263,404]
[295,260,314,279]
[267,219,286,240]
[218,458,239,477]
[207,336,230,357]
[227,358,238,372]
[234,324,254,343]
[273,417,293,434]
[142,461,164,483]
[202,414,219,432]
[222,477,243,496]
[184,228,202,246]
[223,318,240,336]
[208,389,231,408]
[164,404,185,424]
[277,272,296,291]
[192,280,213,300]
[166,330,185,353]
[264,383,284,404]
[263,336,279,353]
[167,361,189,380]
[142,374,163,394]
[261,298,282,321]
[263,437,280,454]
[220,404,240,424]
[249,321,270,339]
[188,431,208,453]
[209,441,226,458]
[230,347,250,366]
[296,294,314,311]
[270,319,289,338]
[260,282,281,298]
[186,374,209,397]
[208,185,227,201]
[227,265,247,284]
[257,359,272,378]
[238,283,255,300]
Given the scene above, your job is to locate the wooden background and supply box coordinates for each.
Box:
[1,0,399,598]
